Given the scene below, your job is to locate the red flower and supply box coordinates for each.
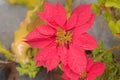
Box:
[26,2,97,72]
[62,59,105,80]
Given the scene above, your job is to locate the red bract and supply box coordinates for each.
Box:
[26,2,97,73]
[62,59,105,80]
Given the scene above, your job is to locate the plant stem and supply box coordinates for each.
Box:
[95,46,120,61]
[0,43,14,61]
[65,0,73,18]
[65,0,71,9]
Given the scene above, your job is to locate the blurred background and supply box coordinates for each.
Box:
[0,0,120,80]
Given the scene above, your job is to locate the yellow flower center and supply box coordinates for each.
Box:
[80,72,87,79]
[56,27,72,46]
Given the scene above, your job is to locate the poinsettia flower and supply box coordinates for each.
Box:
[26,2,97,72]
[62,59,105,80]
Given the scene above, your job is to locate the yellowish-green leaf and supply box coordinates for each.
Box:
[0,42,14,60]
[10,0,47,63]
[6,0,47,8]
[109,20,116,36]
[116,20,120,32]
[105,1,120,8]
[11,22,30,63]
[103,12,113,22]
[17,60,40,78]
[11,2,45,63]
[108,20,120,37]
[65,0,73,18]
[92,4,101,15]
[6,0,17,4]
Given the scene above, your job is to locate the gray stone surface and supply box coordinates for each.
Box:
[0,0,27,48]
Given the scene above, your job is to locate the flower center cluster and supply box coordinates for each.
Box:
[56,27,72,46]
[80,72,87,79]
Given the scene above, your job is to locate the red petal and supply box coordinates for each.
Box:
[38,3,58,28]
[35,42,60,71]
[62,74,70,80]
[38,2,66,29]
[86,58,94,71]
[72,4,91,14]
[62,64,79,80]
[71,34,83,50]
[38,12,57,28]
[37,25,56,36]
[66,13,77,30]
[44,2,55,14]
[88,62,105,77]
[85,59,105,80]
[26,38,54,48]
[85,74,96,80]
[79,33,97,50]
[68,45,87,74]
[72,4,93,26]
[58,46,68,65]
[54,3,66,27]
[73,14,96,34]
[46,53,60,71]
[26,26,49,40]
[26,25,56,48]
[36,60,45,66]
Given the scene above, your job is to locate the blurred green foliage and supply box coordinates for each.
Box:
[93,42,120,80]
[0,42,14,60]
[92,0,120,38]
[6,0,47,8]
[17,60,40,78]
[105,0,120,8]
[2,0,46,78]
[10,1,46,77]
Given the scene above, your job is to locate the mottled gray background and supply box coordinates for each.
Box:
[0,0,120,80]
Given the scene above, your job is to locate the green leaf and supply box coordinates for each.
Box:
[105,0,120,8]
[116,20,120,32]
[6,0,47,8]
[108,20,117,36]
[17,60,40,78]
[93,42,120,80]
[98,0,106,5]
[65,0,74,18]
[0,42,14,61]
[93,42,105,58]
[103,12,113,22]
[92,4,101,15]
[108,20,120,37]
